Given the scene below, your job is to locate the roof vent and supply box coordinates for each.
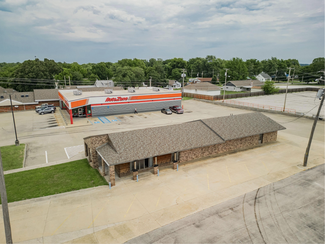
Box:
[128,87,135,93]
[73,90,82,96]
[105,89,113,94]
[153,87,160,92]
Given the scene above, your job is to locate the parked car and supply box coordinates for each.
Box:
[161,108,172,115]
[36,104,55,113]
[38,107,55,115]
[169,106,184,114]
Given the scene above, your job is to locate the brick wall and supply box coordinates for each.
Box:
[84,134,109,168]
[179,135,260,163]
[263,131,277,143]
[0,101,60,113]
[157,154,172,166]
[115,162,131,177]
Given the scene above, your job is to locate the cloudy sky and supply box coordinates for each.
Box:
[0,0,323,64]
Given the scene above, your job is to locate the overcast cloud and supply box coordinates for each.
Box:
[0,0,323,64]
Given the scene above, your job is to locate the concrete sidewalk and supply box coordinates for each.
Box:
[0,125,323,244]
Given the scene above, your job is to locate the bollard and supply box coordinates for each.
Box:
[109,182,111,189]
[177,164,178,171]
[137,174,138,182]
[158,169,159,176]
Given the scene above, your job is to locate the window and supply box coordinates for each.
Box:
[25,95,29,97]
[21,95,25,97]
[0,96,4,99]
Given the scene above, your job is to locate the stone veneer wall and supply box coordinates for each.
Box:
[262,131,277,143]
[179,135,261,163]
[84,135,109,168]
[157,154,172,166]
[116,163,131,177]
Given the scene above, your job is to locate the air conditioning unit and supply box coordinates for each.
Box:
[128,87,135,93]
[105,89,113,94]
[153,87,160,92]
[73,90,82,95]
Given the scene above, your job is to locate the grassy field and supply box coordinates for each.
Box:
[182,97,193,100]
[0,144,25,171]
[2,159,108,203]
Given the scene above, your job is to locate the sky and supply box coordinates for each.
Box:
[0,0,324,64]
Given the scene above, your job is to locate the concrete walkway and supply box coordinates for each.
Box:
[127,164,324,244]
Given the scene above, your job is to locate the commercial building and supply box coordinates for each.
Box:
[83,112,285,187]
[58,87,182,124]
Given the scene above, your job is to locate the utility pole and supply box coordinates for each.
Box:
[201,71,204,78]
[302,76,304,83]
[149,76,152,87]
[0,151,13,244]
[223,68,229,102]
[68,76,71,87]
[182,69,186,95]
[64,76,66,88]
[191,70,192,78]
[275,69,278,82]
[283,67,294,112]
[213,69,214,77]
[303,89,325,167]
[9,95,19,146]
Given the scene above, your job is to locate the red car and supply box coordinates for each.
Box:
[169,106,184,114]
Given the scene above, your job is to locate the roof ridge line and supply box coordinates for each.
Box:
[199,119,225,141]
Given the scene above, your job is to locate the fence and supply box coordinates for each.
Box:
[222,100,296,114]
[183,87,320,101]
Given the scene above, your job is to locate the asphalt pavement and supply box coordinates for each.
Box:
[126,164,325,244]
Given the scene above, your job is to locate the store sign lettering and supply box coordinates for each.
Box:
[105,97,129,102]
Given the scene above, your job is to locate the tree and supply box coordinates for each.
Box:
[262,81,279,94]
[91,62,113,80]
[211,75,218,84]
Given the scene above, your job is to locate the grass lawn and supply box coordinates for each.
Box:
[223,91,249,94]
[182,97,193,100]
[0,144,25,171]
[2,159,108,203]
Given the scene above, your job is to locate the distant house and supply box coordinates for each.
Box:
[256,72,272,82]
[184,82,221,95]
[188,77,213,84]
[225,80,264,91]
[168,80,182,88]
[94,80,114,87]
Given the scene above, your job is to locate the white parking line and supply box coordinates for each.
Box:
[64,147,70,159]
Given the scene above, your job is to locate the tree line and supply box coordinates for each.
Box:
[0,56,323,92]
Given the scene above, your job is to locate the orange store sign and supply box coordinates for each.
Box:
[105,96,129,102]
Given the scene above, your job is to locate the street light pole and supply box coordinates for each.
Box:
[9,94,19,146]
[0,151,13,244]
[223,68,229,102]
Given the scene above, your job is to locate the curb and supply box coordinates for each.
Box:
[23,143,27,168]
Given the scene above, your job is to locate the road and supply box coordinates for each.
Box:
[126,164,325,244]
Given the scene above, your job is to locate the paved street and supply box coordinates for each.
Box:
[127,164,325,244]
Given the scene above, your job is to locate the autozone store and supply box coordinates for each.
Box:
[58,88,182,124]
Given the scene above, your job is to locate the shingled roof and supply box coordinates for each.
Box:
[93,112,285,165]
[227,80,264,87]
[0,92,36,105]
[33,89,59,101]
[185,82,221,91]
[96,120,224,165]
[202,113,285,141]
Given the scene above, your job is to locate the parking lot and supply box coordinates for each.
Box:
[221,91,325,118]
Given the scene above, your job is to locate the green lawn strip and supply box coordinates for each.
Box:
[182,97,193,100]
[224,91,249,94]
[2,159,108,203]
[0,144,25,171]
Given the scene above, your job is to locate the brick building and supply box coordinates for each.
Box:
[83,113,285,187]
